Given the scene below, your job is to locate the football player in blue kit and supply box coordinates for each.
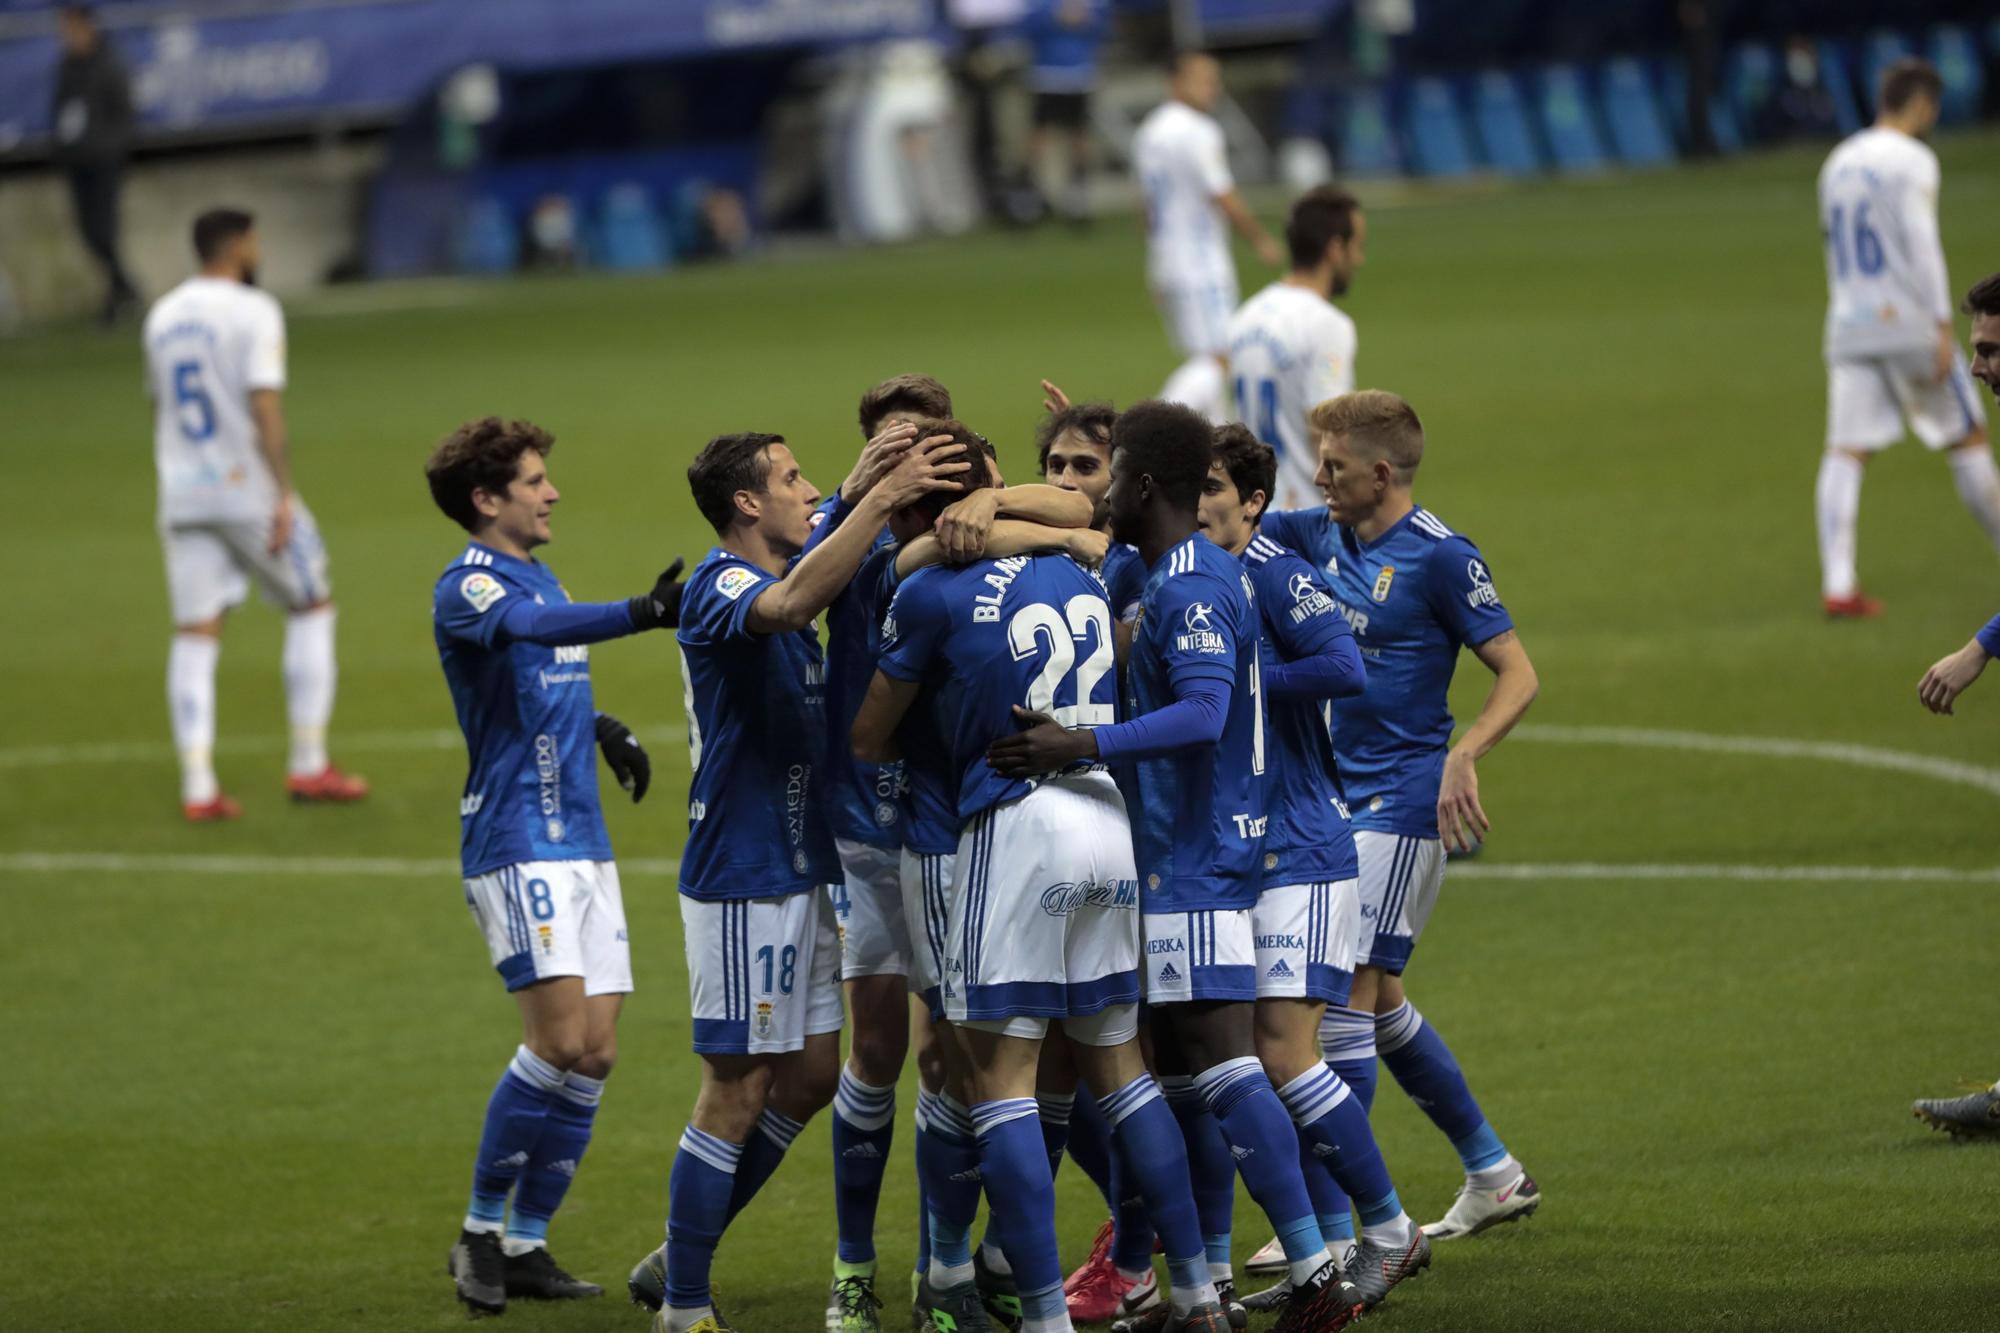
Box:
[854,424,1233,1333]
[630,428,969,1333]
[425,417,687,1315]
[1197,425,1429,1315]
[1255,390,1542,1244]
[993,400,1365,1333]
[816,384,1101,1332]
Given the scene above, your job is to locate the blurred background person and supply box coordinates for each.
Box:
[1023,0,1108,226]
[51,2,138,324]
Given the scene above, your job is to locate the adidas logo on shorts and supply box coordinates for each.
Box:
[1158,962,1183,983]
[1229,1144,1255,1161]
[1266,959,1295,980]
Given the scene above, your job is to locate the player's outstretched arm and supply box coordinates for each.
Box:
[851,670,922,763]
[748,435,968,634]
[931,484,1093,562]
[989,676,1232,777]
[1215,189,1283,266]
[1265,636,1366,700]
[1917,616,2000,715]
[896,522,1108,578]
[1437,630,1539,853]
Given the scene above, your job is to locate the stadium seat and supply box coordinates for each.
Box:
[1597,58,1675,167]
[1815,39,1864,135]
[1467,70,1543,176]
[456,197,519,275]
[1403,77,1475,178]
[1723,43,1777,144]
[1532,64,1608,173]
[595,183,670,271]
[1928,24,1984,124]
[1337,83,1405,179]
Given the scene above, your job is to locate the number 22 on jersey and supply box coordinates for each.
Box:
[1009,595,1114,726]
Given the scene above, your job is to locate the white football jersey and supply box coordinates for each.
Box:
[1227,281,1357,513]
[143,276,287,524]
[1818,127,1952,360]
[1133,99,1236,291]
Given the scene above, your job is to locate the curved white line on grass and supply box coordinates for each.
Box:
[1512,723,2000,799]
[4,851,1995,886]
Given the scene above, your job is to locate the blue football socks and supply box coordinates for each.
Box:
[464,1045,564,1234]
[1195,1057,1328,1286]
[506,1068,601,1252]
[1377,1002,1509,1174]
[831,1069,896,1265]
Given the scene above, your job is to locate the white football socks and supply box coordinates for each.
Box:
[1161,354,1228,424]
[1814,451,1865,599]
[283,605,337,777]
[1947,445,2000,553]
[167,633,220,805]
[1468,1152,1522,1192]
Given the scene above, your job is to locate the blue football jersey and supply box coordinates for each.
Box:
[879,553,1116,822]
[433,544,612,877]
[1100,541,1146,623]
[1261,505,1515,837]
[1119,535,1265,912]
[1241,534,1358,886]
[675,547,839,900]
[824,542,906,850]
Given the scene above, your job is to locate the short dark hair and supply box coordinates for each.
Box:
[1211,423,1275,511]
[688,432,785,532]
[1878,57,1942,114]
[902,417,994,521]
[1168,49,1215,76]
[60,3,95,21]
[1287,186,1360,270]
[1962,273,2000,319]
[425,417,554,532]
[858,374,953,440]
[1111,400,1213,511]
[193,208,254,263]
[1035,401,1116,473]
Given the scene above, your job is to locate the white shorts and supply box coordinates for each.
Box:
[1155,278,1239,359]
[832,838,911,981]
[1142,906,1256,1003]
[900,848,955,1017]
[464,859,631,996]
[943,772,1140,1040]
[1254,879,1361,1004]
[682,889,844,1056]
[1355,831,1446,974]
[1827,349,1987,450]
[161,500,331,624]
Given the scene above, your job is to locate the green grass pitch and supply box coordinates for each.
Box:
[5,133,2000,1330]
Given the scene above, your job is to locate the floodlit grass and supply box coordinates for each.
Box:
[4,132,1998,1330]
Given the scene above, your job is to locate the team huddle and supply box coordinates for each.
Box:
[420,180,1541,1333]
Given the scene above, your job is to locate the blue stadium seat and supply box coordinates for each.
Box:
[1929,24,1984,124]
[1598,58,1675,167]
[1337,84,1404,178]
[1723,42,1777,144]
[1533,64,1608,172]
[1403,77,1474,178]
[1468,70,1542,176]
[456,197,519,275]
[595,183,669,271]
[1816,39,1864,135]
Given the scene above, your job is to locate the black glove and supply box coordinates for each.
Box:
[628,557,687,630]
[595,712,651,803]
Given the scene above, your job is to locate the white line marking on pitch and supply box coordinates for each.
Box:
[0,727,682,769]
[4,851,1996,886]
[1511,723,2000,798]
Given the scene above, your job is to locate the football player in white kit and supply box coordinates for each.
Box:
[1226,187,1367,514]
[1815,58,1999,618]
[1133,51,1283,424]
[142,208,366,820]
